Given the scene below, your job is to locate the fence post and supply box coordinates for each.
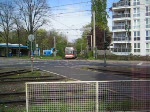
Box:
[26,83,28,112]
[96,82,99,112]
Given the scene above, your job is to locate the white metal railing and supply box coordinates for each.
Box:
[26,80,150,112]
[113,13,130,18]
[113,1,130,7]
[113,25,131,30]
[113,48,131,52]
[133,13,140,17]
[113,37,131,41]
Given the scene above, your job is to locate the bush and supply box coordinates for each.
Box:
[96,54,150,61]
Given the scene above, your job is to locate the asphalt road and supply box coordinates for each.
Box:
[0,58,148,81]
[32,60,133,81]
[0,58,150,110]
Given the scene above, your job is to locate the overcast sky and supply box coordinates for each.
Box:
[46,0,119,42]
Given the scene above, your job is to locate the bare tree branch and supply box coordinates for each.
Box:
[0,1,14,57]
[15,0,50,34]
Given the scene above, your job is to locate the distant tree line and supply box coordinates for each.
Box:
[0,0,112,58]
[0,0,70,57]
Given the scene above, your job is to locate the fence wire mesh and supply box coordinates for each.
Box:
[26,80,150,112]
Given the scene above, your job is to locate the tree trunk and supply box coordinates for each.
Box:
[17,30,21,57]
[6,34,9,57]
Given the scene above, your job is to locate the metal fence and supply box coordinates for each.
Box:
[26,80,150,112]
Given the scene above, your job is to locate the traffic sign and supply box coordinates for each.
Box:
[28,34,35,42]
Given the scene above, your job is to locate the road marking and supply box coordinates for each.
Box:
[54,66,65,67]
[34,67,80,81]
[137,62,143,65]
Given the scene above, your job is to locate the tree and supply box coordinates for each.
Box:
[0,1,14,57]
[15,0,50,34]
[36,29,47,51]
[36,29,68,57]
[56,34,68,57]
[92,0,108,29]
[74,24,91,56]
[90,0,111,50]
[13,15,24,57]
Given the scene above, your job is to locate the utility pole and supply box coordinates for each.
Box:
[104,30,106,67]
[93,11,96,59]
[81,43,83,55]
[91,35,93,50]
[54,36,56,57]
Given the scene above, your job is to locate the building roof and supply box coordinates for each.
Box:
[0,43,28,49]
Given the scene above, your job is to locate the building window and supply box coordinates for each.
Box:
[134,43,140,52]
[146,30,150,40]
[133,8,140,17]
[146,49,150,53]
[146,6,150,16]
[134,43,140,48]
[134,19,140,29]
[146,18,150,28]
[134,49,140,52]
[134,31,140,41]
[146,43,150,48]
[133,0,140,6]
[146,0,150,4]
[146,43,150,55]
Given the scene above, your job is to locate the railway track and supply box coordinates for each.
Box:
[0,69,67,105]
[0,69,31,78]
[0,76,64,82]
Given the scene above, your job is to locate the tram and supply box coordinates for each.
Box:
[65,47,77,59]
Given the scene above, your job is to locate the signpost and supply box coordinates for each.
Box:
[28,34,35,72]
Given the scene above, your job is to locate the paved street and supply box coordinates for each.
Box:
[1,58,150,81]
[0,58,150,110]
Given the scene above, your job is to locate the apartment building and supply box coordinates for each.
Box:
[111,0,150,56]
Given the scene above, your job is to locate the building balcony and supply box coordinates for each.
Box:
[112,25,131,30]
[113,37,131,43]
[113,48,131,52]
[113,13,130,19]
[113,1,130,8]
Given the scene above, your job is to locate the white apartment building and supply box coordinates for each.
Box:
[111,0,150,56]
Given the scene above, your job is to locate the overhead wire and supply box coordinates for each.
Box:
[48,0,118,39]
[50,10,91,16]
[50,1,91,9]
[49,16,82,34]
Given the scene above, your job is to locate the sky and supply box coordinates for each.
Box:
[46,0,119,42]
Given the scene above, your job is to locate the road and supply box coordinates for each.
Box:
[0,58,149,81]
[1,58,150,110]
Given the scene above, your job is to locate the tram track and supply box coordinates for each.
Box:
[0,69,68,105]
[0,69,31,78]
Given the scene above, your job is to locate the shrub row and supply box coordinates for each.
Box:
[96,54,150,61]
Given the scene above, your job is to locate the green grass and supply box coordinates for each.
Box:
[5,71,42,78]
[7,55,63,60]
[29,102,95,112]
[0,104,26,112]
[99,100,143,111]
[0,68,27,73]
[38,56,63,60]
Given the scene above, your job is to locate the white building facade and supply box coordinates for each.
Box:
[111,0,150,56]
